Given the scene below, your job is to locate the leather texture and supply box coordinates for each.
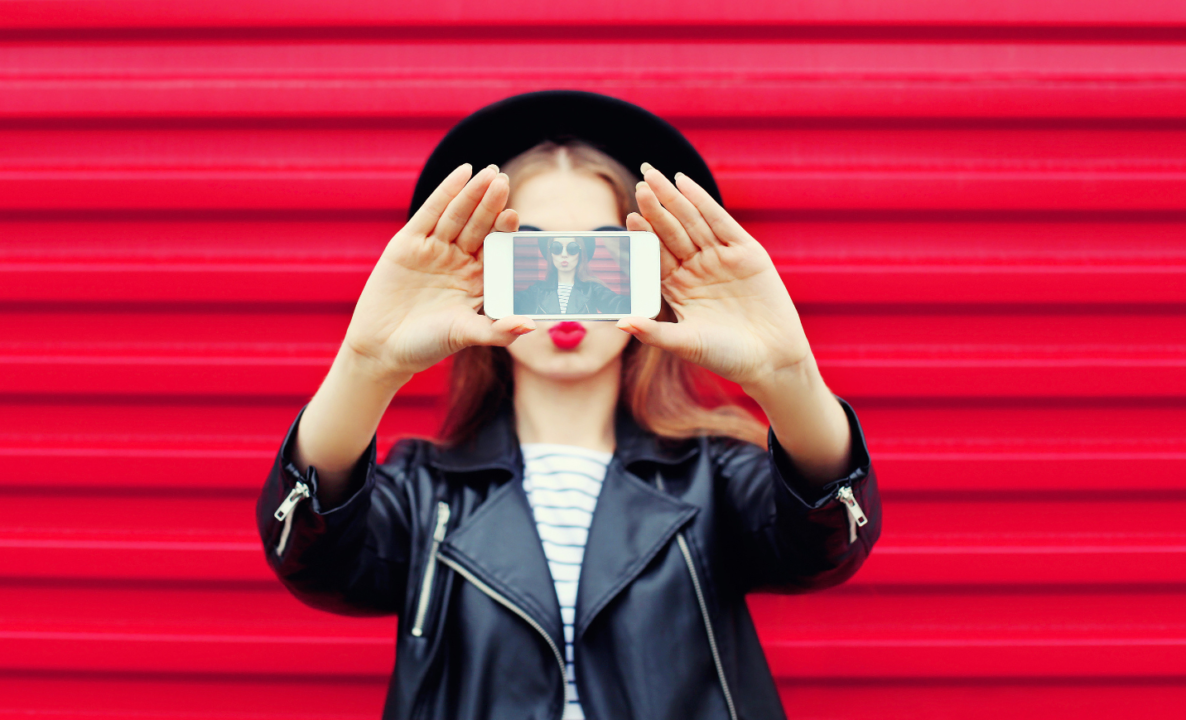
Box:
[257,399,881,720]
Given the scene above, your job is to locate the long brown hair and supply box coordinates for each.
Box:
[440,141,767,448]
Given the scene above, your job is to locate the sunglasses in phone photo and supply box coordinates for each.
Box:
[550,241,581,256]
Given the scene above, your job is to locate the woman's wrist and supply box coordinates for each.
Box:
[337,341,414,395]
[742,353,853,484]
[739,350,820,407]
[293,344,408,499]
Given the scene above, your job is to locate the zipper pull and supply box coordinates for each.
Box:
[835,484,867,544]
[432,501,452,542]
[274,481,311,522]
[411,502,452,638]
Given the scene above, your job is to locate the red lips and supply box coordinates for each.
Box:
[548,321,586,350]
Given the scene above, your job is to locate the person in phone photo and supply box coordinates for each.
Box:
[514,235,630,315]
[257,90,881,720]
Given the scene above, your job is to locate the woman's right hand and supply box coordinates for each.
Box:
[343,163,535,382]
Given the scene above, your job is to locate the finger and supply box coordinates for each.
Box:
[674,172,749,244]
[406,163,473,236]
[455,313,536,349]
[616,317,701,363]
[475,209,518,265]
[431,164,499,243]
[636,180,697,261]
[493,208,520,233]
[627,211,678,277]
[625,211,652,232]
[641,164,718,249]
[456,172,510,254]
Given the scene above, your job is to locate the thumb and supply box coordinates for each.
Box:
[456,314,536,348]
[616,317,700,361]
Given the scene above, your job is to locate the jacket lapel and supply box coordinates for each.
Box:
[439,477,565,651]
[430,407,564,650]
[573,457,698,641]
[429,405,703,649]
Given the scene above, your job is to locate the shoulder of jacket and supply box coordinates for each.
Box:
[703,434,768,473]
[378,436,436,479]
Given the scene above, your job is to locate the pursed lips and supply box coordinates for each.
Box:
[548,321,586,350]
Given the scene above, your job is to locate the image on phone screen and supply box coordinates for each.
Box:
[512,235,631,315]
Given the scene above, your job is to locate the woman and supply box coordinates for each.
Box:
[513,234,629,316]
[257,91,881,720]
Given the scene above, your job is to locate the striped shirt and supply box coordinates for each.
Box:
[557,283,574,313]
[521,443,611,720]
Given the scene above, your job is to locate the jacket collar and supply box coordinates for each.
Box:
[427,402,701,475]
[432,401,702,647]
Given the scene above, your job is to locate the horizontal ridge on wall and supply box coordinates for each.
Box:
[3,0,1186,28]
[3,173,1185,210]
[4,79,1186,120]
[5,264,1185,305]
[4,36,1186,119]
[1,350,1183,398]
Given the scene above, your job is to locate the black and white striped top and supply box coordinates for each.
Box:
[521,443,611,720]
[557,283,574,313]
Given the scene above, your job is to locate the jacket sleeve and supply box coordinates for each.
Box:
[256,408,418,617]
[715,397,881,594]
[586,282,631,314]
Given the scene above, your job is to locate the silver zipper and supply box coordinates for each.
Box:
[274,481,310,522]
[273,481,310,557]
[411,501,451,638]
[676,534,739,720]
[437,554,567,700]
[654,472,738,720]
[836,484,868,544]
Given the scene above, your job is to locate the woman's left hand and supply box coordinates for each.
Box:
[621,164,812,391]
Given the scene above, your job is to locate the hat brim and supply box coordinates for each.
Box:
[409,90,722,220]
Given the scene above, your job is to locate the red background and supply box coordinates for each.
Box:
[2,1,1185,718]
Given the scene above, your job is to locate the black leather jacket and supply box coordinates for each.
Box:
[257,400,880,720]
[514,278,630,315]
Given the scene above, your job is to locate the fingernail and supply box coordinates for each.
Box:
[486,163,499,172]
[674,171,687,182]
[617,319,634,332]
[636,181,647,191]
[640,162,655,175]
[498,172,509,181]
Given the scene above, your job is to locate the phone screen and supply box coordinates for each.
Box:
[512,234,631,316]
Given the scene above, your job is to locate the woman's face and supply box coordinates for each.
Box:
[505,168,632,380]
[551,238,580,274]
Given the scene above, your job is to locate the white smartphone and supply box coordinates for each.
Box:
[483,230,662,321]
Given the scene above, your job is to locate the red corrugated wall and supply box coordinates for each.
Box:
[2,2,1185,717]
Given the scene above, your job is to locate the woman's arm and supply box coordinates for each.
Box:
[256,164,537,615]
[620,164,880,589]
[601,235,626,271]
[712,402,881,594]
[621,165,851,484]
[294,164,535,506]
[583,281,632,315]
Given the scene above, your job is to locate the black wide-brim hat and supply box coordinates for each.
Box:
[409,90,722,219]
